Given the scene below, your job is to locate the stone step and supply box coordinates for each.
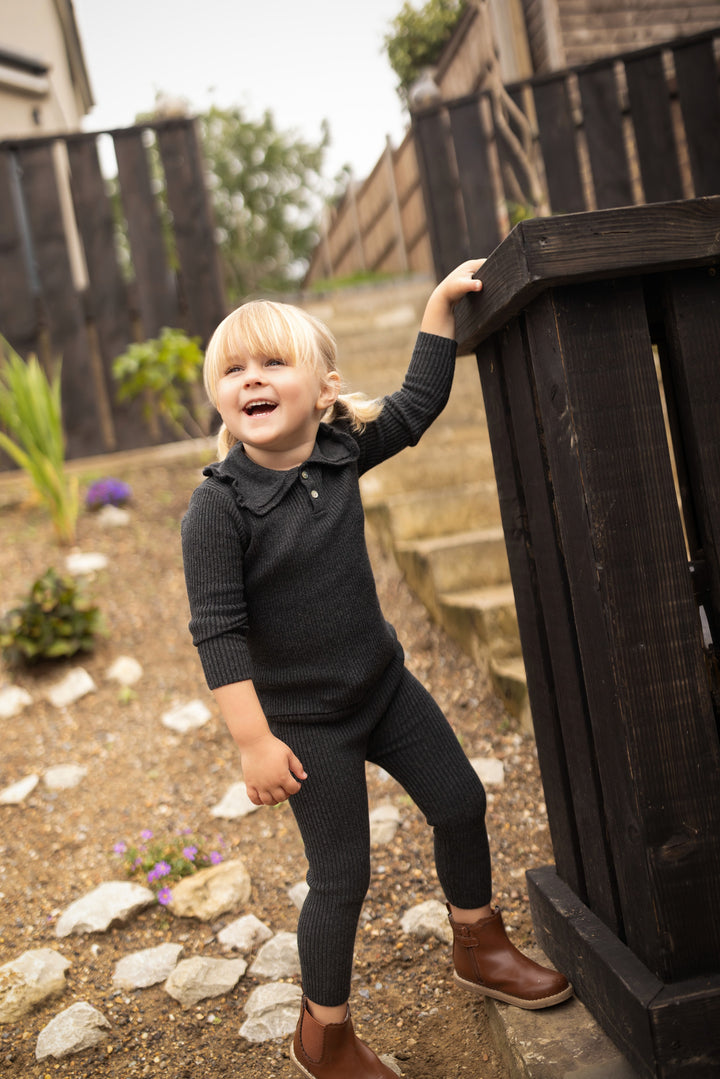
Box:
[395,528,510,613]
[363,481,502,549]
[360,437,495,500]
[436,585,521,664]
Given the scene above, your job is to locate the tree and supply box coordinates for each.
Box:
[198,105,333,301]
[384,0,467,107]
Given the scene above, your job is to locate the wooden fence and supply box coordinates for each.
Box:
[0,117,226,461]
[454,197,720,1078]
[304,132,434,286]
[414,27,720,277]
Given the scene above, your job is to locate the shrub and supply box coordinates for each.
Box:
[0,339,78,545]
[0,568,104,667]
[112,328,205,439]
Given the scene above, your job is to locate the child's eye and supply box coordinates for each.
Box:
[266,358,285,367]
[224,364,243,375]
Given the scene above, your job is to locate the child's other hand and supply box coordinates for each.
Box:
[421,258,485,339]
[241,733,307,806]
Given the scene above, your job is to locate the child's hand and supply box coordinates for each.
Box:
[240,732,307,806]
[421,258,485,339]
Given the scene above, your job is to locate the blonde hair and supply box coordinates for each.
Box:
[204,300,383,459]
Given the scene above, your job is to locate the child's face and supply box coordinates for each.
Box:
[216,341,339,470]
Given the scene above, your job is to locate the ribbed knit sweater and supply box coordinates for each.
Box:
[181,331,457,719]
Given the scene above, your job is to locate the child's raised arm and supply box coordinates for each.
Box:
[421,258,485,340]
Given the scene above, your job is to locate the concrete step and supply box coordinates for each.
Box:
[395,527,510,613]
[363,481,502,548]
[360,437,495,501]
[437,585,521,664]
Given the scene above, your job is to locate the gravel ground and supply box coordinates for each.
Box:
[0,447,554,1078]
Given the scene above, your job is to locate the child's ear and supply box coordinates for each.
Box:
[317,371,341,410]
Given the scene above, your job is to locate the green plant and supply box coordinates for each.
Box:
[114,830,225,905]
[0,339,79,544]
[0,568,104,667]
[384,0,467,107]
[112,327,205,438]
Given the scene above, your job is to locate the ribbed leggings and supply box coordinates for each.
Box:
[270,660,492,1006]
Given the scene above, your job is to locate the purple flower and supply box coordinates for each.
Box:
[147,860,172,883]
[113,842,127,854]
[85,477,131,509]
[182,846,198,862]
[140,829,153,842]
[209,851,222,865]
[157,887,172,906]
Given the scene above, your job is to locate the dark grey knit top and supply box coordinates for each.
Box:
[181,331,456,720]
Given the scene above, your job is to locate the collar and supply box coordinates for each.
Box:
[202,422,360,515]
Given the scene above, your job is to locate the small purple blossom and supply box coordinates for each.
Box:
[113,842,127,854]
[85,477,132,510]
[182,846,198,862]
[147,860,172,883]
[140,829,153,842]
[209,851,222,865]
[157,887,172,906]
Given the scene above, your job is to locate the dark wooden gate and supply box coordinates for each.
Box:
[0,117,226,460]
[412,28,720,278]
[454,197,720,1078]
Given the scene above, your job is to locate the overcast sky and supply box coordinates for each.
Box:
[72,0,410,181]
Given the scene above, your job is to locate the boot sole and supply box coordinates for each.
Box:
[289,1044,316,1078]
[453,971,574,1010]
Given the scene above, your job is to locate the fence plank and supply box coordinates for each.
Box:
[156,121,226,343]
[672,37,720,197]
[448,96,501,258]
[624,51,684,204]
[16,143,105,457]
[529,279,720,981]
[0,149,39,355]
[113,129,178,337]
[577,63,633,209]
[532,76,586,213]
[412,106,469,278]
[66,137,150,451]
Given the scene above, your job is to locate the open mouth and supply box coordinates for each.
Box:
[244,400,278,416]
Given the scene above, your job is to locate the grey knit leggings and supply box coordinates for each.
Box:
[270,660,492,1006]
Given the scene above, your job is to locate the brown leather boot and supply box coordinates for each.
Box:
[448,906,573,1009]
[290,996,398,1078]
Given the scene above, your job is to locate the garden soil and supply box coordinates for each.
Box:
[0,446,555,1078]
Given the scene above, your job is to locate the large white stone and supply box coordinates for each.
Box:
[0,685,32,719]
[0,773,39,805]
[45,667,96,709]
[161,699,211,733]
[167,859,251,921]
[112,943,184,990]
[55,881,155,937]
[370,803,400,846]
[210,781,260,819]
[64,552,108,576]
[35,1002,110,1059]
[164,956,246,1008]
[0,948,70,1024]
[248,932,300,979]
[239,981,303,1042]
[44,764,87,791]
[106,655,143,686]
[470,756,505,786]
[217,914,273,954]
[400,899,453,944]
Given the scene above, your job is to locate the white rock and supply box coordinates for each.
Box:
[239,981,303,1042]
[210,781,261,819]
[288,881,309,910]
[106,656,143,686]
[44,764,88,791]
[55,881,155,937]
[167,859,251,921]
[217,914,273,953]
[112,942,184,990]
[97,505,130,527]
[400,899,453,944]
[64,552,108,576]
[45,667,96,709]
[161,699,211,733]
[0,948,70,1024]
[470,756,505,786]
[370,803,400,846]
[0,773,39,805]
[249,931,300,979]
[35,1001,110,1059]
[0,685,32,719]
[164,956,246,1008]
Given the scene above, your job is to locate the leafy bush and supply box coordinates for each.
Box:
[112,328,205,438]
[0,568,104,667]
[0,339,79,545]
[114,830,225,905]
[384,0,467,106]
